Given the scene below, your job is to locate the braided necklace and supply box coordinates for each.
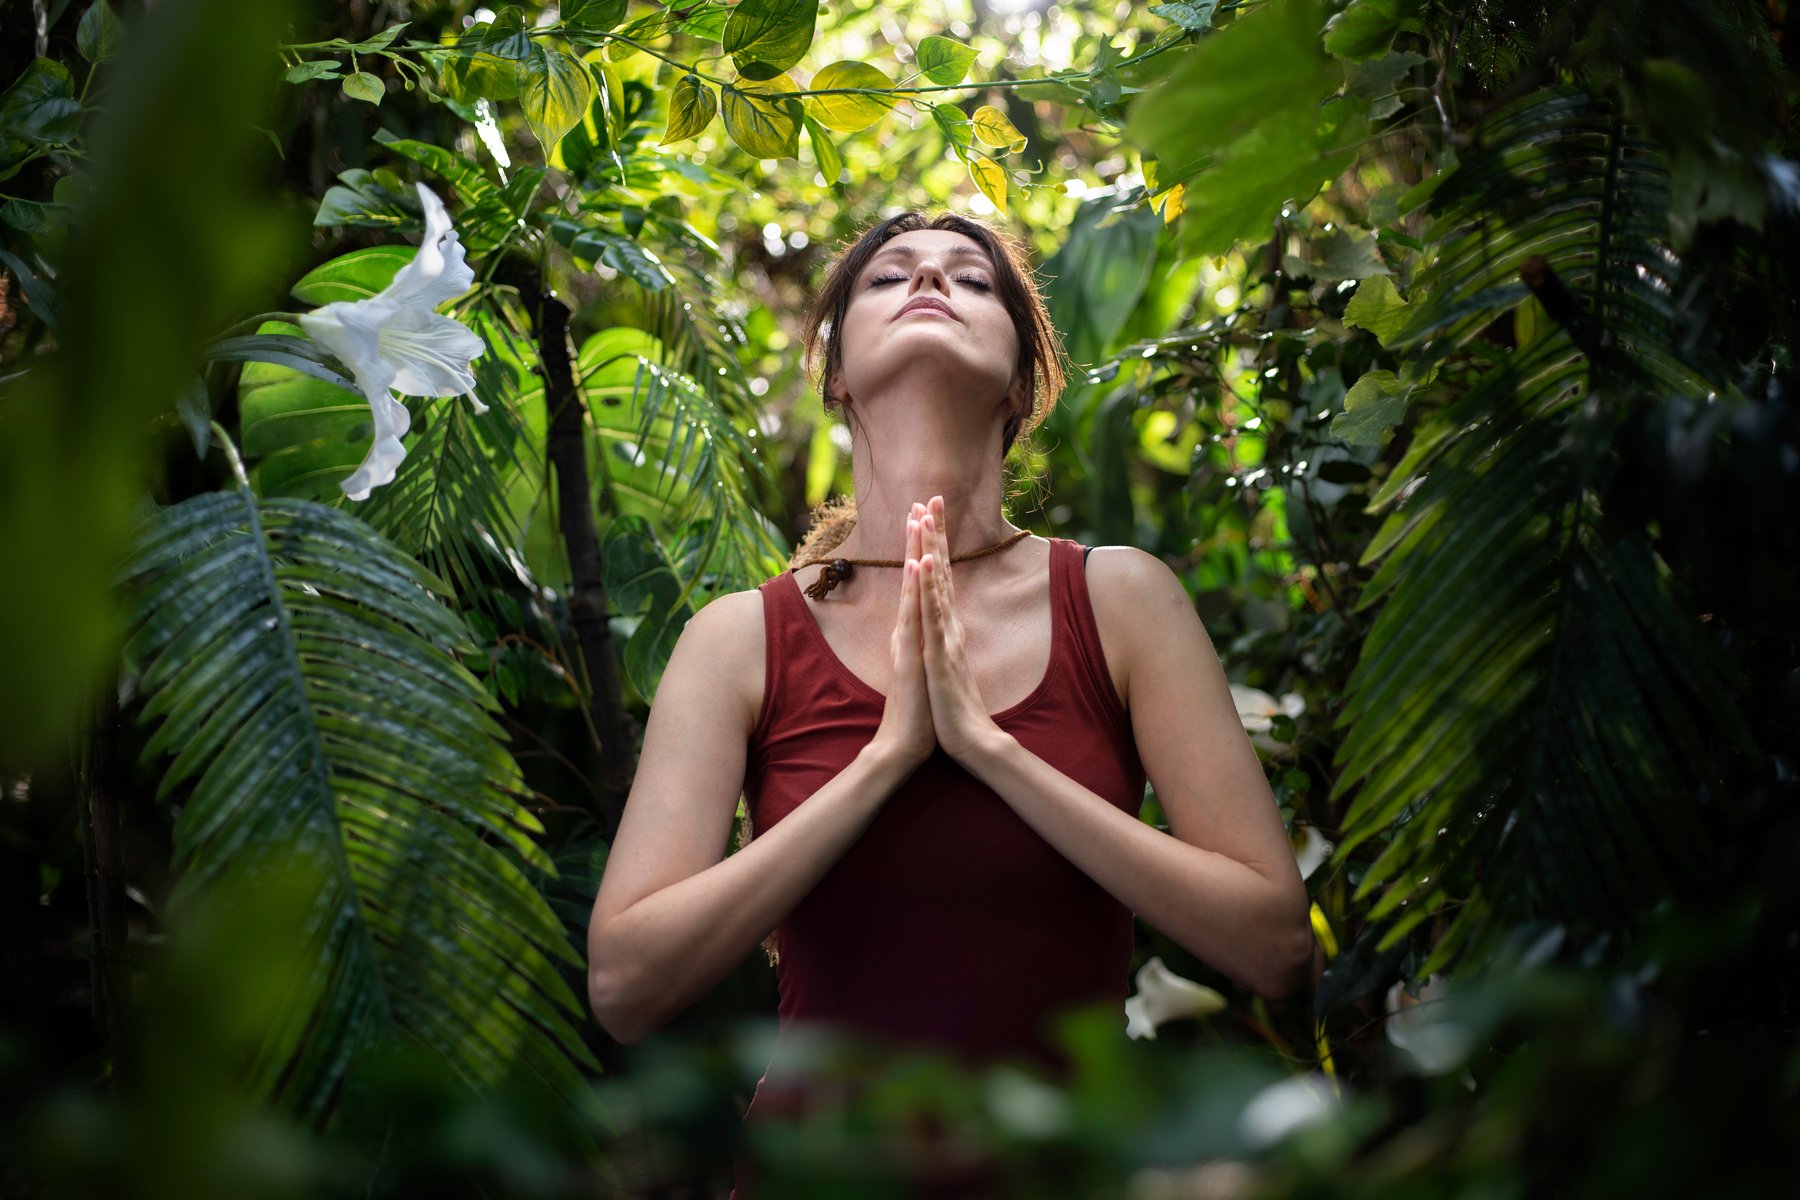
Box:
[793,527,1034,600]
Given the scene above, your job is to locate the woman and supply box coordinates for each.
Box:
[585,212,1314,1195]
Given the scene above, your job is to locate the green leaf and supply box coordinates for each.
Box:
[467,5,533,59]
[1042,197,1162,367]
[352,22,409,53]
[723,0,819,81]
[1323,0,1417,62]
[0,196,60,234]
[931,102,971,159]
[341,71,386,104]
[660,74,717,145]
[679,6,731,40]
[969,156,1008,216]
[0,59,83,155]
[1174,107,1360,257]
[289,245,411,305]
[206,330,361,394]
[1282,224,1389,281]
[1343,274,1410,345]
[1128,0,1333,163]
[547,218,674,289]
[1330,369,1410,445]
[1148,1,1219,31]
[283,60,344,83]
[517,44,595,154]
[76,2,125,62]
[971,103,1026,150]
[313,169,410,228]
[804,114,844,185]
[721,74,802,159]
[803,60,895,133]
[916,35,978,85]
[437,49,521,103]
[602,515,695,699]
[563,0,629,31]
[601,11,665,62]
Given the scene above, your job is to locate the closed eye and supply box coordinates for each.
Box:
[869,273,993,291]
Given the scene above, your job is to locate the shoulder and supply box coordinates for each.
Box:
[678,585,767,665]
[1081,544,1189,615]
[664,586,768,731]
[1074,545,1193,709]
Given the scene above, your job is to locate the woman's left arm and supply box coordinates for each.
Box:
[925,533,1314,1001]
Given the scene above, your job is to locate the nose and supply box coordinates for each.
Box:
[907,256,952,297]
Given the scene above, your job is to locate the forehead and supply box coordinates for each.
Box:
[865,228,995,269]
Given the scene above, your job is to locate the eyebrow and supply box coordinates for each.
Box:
[867,243,994,269]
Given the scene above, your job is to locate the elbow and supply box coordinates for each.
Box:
[587,926,654,1046]
[1257,895,1317,1004]
[588,968,648,1046]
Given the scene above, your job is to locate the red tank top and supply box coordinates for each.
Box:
[729,537,1145,1198]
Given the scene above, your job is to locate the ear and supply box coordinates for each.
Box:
[825,369,849,409]
[1004,370,1030,423]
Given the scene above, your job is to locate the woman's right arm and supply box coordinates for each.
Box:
[586,520,934,1044]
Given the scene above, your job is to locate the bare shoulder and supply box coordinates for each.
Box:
[1084,545,1189,611]
[1080,546,1195,708]
[663,586,767,737]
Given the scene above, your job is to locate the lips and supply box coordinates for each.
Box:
[892,295,960,323]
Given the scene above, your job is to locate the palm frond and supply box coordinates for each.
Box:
[514,314,786,609]
[1328,87,1757,980]
[113,464,598,1127]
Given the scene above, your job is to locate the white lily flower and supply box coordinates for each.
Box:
[1237,1072,1340,1149]
[1291,822,1333,881]
[1384,974,1474,1075]
[1229,684,1305,758]
[1124,955,1227,1040]
[298,182,488,502]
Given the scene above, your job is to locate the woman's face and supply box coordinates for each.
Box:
[829,228,1025,420]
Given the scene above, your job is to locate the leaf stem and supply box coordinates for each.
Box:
[209,419,251,490]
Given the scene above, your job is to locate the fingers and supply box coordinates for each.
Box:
[901,515,922,622]
[922,497,952,612]
[920,547,943,637]
[896,513,925,673]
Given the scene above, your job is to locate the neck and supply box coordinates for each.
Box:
[835,382,1016,564]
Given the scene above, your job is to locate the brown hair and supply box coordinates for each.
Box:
[787,210,1068,572]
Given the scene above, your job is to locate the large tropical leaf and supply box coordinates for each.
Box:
[113,455,598,1126]
[1327,88,1757,980]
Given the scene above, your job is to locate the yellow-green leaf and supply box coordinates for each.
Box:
[722,74,802,159]
[971,104,1025,150]
[804,115,844,185]
[969,156,1008,216]
[342,72,385,104]
[518,45,595,154]
[661,74,716,144]
[1151,182,1186,223]
[1342,274,1410,345]
[916,35,978,85]
[803,60,895,133]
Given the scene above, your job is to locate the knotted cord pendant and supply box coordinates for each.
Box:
[794,528,1032,600]
[803,559,855,601]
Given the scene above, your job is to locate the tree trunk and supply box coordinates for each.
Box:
[508,262,639,840]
